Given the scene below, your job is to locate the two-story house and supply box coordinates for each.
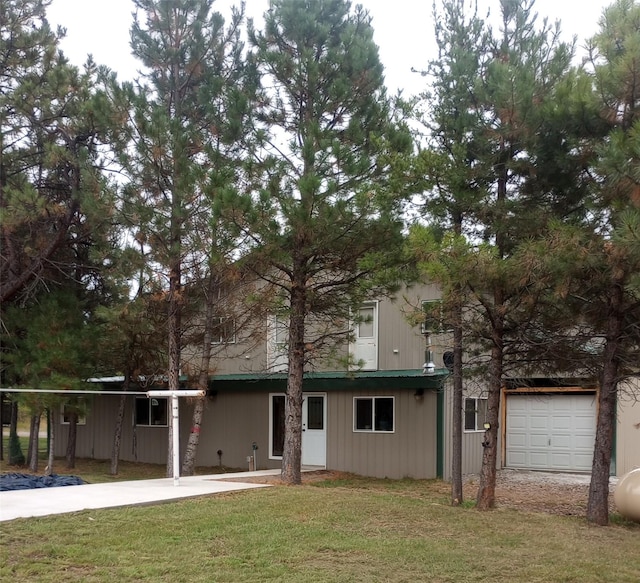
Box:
[54,282,640,479]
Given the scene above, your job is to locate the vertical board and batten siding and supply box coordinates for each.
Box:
[617,380,640,476]
[193,390,278,470]
[376,284,445,372]
[56,395,170,465]
[441,379,486,480]
[326,389,438,480]
[56,391,279,470]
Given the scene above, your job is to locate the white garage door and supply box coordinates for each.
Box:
[506,394,596,472]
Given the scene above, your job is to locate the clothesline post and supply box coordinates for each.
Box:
[146,390,205,486]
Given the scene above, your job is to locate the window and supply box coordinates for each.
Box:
[357,305,375,338]
[270,394,286,458]
[354,397,394,432]
[60,404,86,425]
[306,396,324,430]
[275,315,288,345]
[211,316,236,344]
[421,300,452,334]
[464,398,487,432]
[135,397,168,426]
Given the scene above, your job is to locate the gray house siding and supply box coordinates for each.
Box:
[441,379,487,480]
[55,381,443,479]
[327,389,438,480]
[616,380,640,476]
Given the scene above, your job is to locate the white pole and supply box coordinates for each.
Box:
[172,393,180,486]
[147,390,205,486]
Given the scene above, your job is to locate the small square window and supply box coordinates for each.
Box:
[354,397,394,432]
[60,404,86,425]
[211,316,236,344]
[135,397,168,427]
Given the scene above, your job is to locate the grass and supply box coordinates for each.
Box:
[1,472,639,582]
[0,437,238,482]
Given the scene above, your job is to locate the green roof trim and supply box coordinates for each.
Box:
[208,369,449,392]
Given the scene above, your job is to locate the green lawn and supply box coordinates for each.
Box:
[1,477,638,583]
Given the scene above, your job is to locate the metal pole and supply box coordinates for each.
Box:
[172,393,180,486]
[146,390,204,486]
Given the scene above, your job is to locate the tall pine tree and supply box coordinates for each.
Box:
[117,0,253,476]
[221,0,411,484]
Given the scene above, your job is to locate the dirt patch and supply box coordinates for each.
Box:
[224,469,344,485]
[230,469,617,517]
[463,472,596,516]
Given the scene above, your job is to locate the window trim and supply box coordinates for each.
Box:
[274,315,288,346]
[134,397,168,427]
[464,397,487,433]
[60,404,86,426]
[269,393,286,460]
[353,396,395,433]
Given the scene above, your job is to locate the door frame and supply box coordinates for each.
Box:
[302,392,327,467]
[268,392,327,468]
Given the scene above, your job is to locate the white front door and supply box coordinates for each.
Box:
[301,393,326,467]
[506,394,596,472]
[350,303,378,370]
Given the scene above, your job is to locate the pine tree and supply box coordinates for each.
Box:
[118,0,254,476]
[415,0,489,506]
[222,0,411,484]
[2,290,101,474]
[582,0,640,525]
[414,0,584,509]
[0,0,116,306]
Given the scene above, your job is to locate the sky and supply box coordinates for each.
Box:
[47,0,613,96]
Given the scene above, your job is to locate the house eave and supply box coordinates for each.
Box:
[208,369,449,393]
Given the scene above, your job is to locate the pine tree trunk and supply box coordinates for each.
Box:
[281,280,306,485]
[587,281,623,525]
[8,401,25,466]
[28,412,41,473]
[451,314,464,506]
[111,374,132,475]
[182,273,216,476]
[45,409,55,476]
[65,412,77,469]
[476,303,504,510]
[182,396,205,476]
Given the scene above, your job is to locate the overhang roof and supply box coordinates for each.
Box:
[208,369,449,392]
[83,369,449,393]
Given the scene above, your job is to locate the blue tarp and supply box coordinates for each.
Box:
[0,472,85,491]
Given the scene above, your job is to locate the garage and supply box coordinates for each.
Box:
[505,393,596,472]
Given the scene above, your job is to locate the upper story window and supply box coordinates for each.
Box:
[464,397,487,432]
[274,315,288,346]
[421,299,452,334]
[135,397,168,427]
[353,396,394,432]
[211,316,236,344]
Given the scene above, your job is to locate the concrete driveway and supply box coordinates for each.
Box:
[0,470,278,522]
